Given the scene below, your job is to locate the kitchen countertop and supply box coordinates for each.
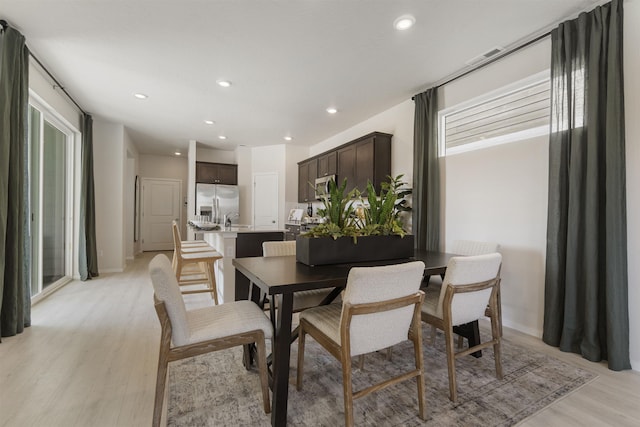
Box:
[190,224,287,234]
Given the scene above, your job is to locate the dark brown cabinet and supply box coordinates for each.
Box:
[317,151,337,177]
[297,159,317,202]
[336,132,391,195]
[298,131,391,201]
[196,161,238,185]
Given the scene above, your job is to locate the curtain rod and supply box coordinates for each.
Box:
[436,31,551,89]
[1,19,87,115]
[412,30,551,100]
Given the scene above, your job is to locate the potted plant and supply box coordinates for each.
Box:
[296,175,414,266]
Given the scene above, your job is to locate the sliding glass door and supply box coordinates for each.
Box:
[28,102,74,297]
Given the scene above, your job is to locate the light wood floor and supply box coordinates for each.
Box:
[1,251,639,427]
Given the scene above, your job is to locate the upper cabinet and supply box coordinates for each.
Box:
[298,132,391,202]
[337,132,391,195]
[317,151,337,177]
[298,159,317,202]
[195,161,238,185]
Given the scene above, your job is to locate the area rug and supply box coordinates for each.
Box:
[167,329,596,426]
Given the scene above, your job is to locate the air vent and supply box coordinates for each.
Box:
[465,46,504,66]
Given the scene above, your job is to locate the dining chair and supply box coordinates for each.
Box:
[296,261,427,426]
[421,253,503,403]
[425,239,503,343]
[148,254,272,427]
[262,241,337,312]
[172,222,223,304]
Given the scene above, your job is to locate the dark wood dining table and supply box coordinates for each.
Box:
[232,250,477,427]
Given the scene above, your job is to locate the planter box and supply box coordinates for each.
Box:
[296,234,414,266]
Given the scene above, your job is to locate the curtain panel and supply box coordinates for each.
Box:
[412,88,440,251]
[78,113,99,281]
[543,0,630,370]
[0,25,31,339]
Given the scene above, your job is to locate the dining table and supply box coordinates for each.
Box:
[232,250,480,427]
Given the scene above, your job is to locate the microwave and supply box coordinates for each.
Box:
[314,175,336,199]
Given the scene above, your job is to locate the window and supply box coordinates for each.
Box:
[28,95,78,300]
[439,71,551,156]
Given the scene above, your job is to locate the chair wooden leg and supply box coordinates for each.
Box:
[430,325,437,345]
[341,353,354,427]
[490,306,503,380]
[255,333,271,414]
[358,355,364,370]
[457,334,464,349]
[412,326,427,420]
[296,324,306,391]
[153,326,172,427]
[204,261,219,305]
[386,347,393,361]
[444,326,458,403]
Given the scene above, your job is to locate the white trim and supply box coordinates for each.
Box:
[28,93,81,300]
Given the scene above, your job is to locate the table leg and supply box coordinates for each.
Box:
[271,292,294,427]
[453,321,482,358]
[236,270,255,369]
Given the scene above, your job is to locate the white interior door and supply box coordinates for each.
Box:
[141,178,181,251]
[253,173,279,229]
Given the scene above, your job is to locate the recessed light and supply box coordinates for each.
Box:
[326,107,338,114]
[204,120,215,125]
[134,93,148,99]
[284,136,293,141]
[218,135,227,140]
[217,80,232,88]
[394,15,415,30]
[174,151,182,156]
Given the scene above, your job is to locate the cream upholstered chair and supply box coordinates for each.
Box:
[296,261,426,426]
[451,240,503,337]
[172,222,223,303]
[262,241,336,311]
[149,254,272,427]
[421,253,503,403]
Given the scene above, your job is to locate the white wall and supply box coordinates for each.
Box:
[236,146,253,225]
[624,0,640,370]
[196,147,236,164]
[93,119,125,272]
[28,63,81,131]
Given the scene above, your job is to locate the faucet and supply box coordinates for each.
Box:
[224,212,239,229]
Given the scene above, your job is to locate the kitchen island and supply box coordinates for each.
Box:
[193,226,285,303]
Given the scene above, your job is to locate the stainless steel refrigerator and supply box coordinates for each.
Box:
[195,183,240,224]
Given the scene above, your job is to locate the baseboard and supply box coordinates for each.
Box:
[99,267,125,274]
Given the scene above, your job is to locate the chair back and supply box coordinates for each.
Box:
[262,240,296,257]
[451,240,500,256]
[342,261,425,356]
[172,221,183,251]
[149,254,190,346]
[437,253,502,325]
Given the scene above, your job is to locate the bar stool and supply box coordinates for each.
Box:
[172,222,222,304]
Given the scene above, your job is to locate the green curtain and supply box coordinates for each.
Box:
[412,88,440,251]
[78,113,99,280]
[0,24,31,339]
[543,0,629,371]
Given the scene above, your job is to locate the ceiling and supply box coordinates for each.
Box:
[1,0,600,155]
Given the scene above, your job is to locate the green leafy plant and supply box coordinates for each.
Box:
[361,174,411,237]
[302,175,411,240]
[304,178,359,240]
